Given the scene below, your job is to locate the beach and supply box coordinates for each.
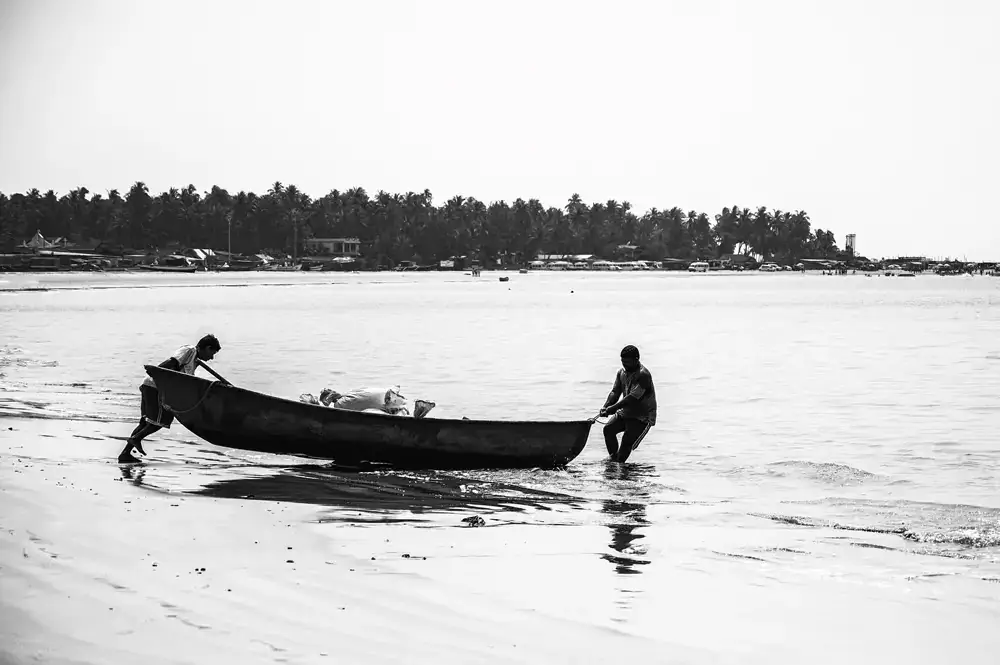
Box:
[4,423,691,665]
[2,271,999,664]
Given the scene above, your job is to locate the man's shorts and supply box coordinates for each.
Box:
[139,384,174,428]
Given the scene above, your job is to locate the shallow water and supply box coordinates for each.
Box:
[2,270,1000,658]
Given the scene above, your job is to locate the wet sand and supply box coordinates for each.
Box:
[0,418,704,665]
[5,419,999,665]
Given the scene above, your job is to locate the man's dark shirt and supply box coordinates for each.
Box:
[607,364,656,425]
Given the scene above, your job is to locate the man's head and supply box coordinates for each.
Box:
[620,344,640,372]
[196,334,222,361]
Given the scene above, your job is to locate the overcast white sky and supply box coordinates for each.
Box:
[1,0,997,259]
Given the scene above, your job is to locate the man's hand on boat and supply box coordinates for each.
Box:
[196,358,232,386]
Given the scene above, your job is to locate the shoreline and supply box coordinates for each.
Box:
[2,267,994,294]
[3,406,1000,664]
[0,418,707,665]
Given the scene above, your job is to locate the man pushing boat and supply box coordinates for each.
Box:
[117,334,224,463]
[599,345,656,463]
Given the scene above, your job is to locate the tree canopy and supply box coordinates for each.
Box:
[0,183,841,265]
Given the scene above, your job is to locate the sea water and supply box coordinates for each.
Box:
[2,270,999,660]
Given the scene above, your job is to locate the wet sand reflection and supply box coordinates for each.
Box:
[119,459,585,522]
[600,461,655,620]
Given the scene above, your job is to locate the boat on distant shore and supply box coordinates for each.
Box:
[145,366,593,470]
[216,260,261,271]
[136,264,198,273]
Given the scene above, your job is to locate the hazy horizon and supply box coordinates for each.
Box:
[2,0,997,260]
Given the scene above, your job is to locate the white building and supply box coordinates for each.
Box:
[302,237,361,256]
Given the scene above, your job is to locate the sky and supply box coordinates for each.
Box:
[1,0,998,260]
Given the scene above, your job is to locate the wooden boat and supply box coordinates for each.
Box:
[137,264,198,273]
[216,261,260,272]
[145,366,594,469]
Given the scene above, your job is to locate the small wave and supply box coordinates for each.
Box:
[767,460,883,484]
[752,503,1000,550]
[849,542,897,551]
[0,409,131,424]
[0,356,60,369]
[905,572,959,581]
[752,512,907,535]
[712,551,768,562]
[903,527,1000,548]
[751,512,823,528]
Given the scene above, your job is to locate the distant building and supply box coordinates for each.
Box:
[19,231,67,250]
[720,253,759,269]
[302,237,361,256]
[439,255,468,270]
[615,244,639,260]
[536,254,594,262]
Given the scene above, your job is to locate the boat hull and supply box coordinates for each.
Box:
[145,366,593,469]
[137,265,197,273]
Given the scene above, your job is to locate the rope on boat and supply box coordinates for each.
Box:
[165,381,217,415]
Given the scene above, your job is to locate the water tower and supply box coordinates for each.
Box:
[846,234,856,256]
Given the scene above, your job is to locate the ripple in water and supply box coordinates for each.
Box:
[752,497,1000,554]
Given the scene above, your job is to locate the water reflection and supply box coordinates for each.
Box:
[600,461,655,622]
[600,498,649,574]
[600,461,655,574]
[118,459,584,522]
[120,464,147,486]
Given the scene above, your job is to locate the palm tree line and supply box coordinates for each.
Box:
[0,181,842,265]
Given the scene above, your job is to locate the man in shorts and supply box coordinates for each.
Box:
[117,334,223,463]
[600,345,656,463]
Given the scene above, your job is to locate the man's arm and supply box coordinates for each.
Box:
[600,373,624,415]
[157,357,182,371]
[196,358,231,385]
[602,371,651,415]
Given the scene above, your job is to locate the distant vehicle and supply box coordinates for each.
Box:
[759,263,780,272]
[688,261,709,273]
